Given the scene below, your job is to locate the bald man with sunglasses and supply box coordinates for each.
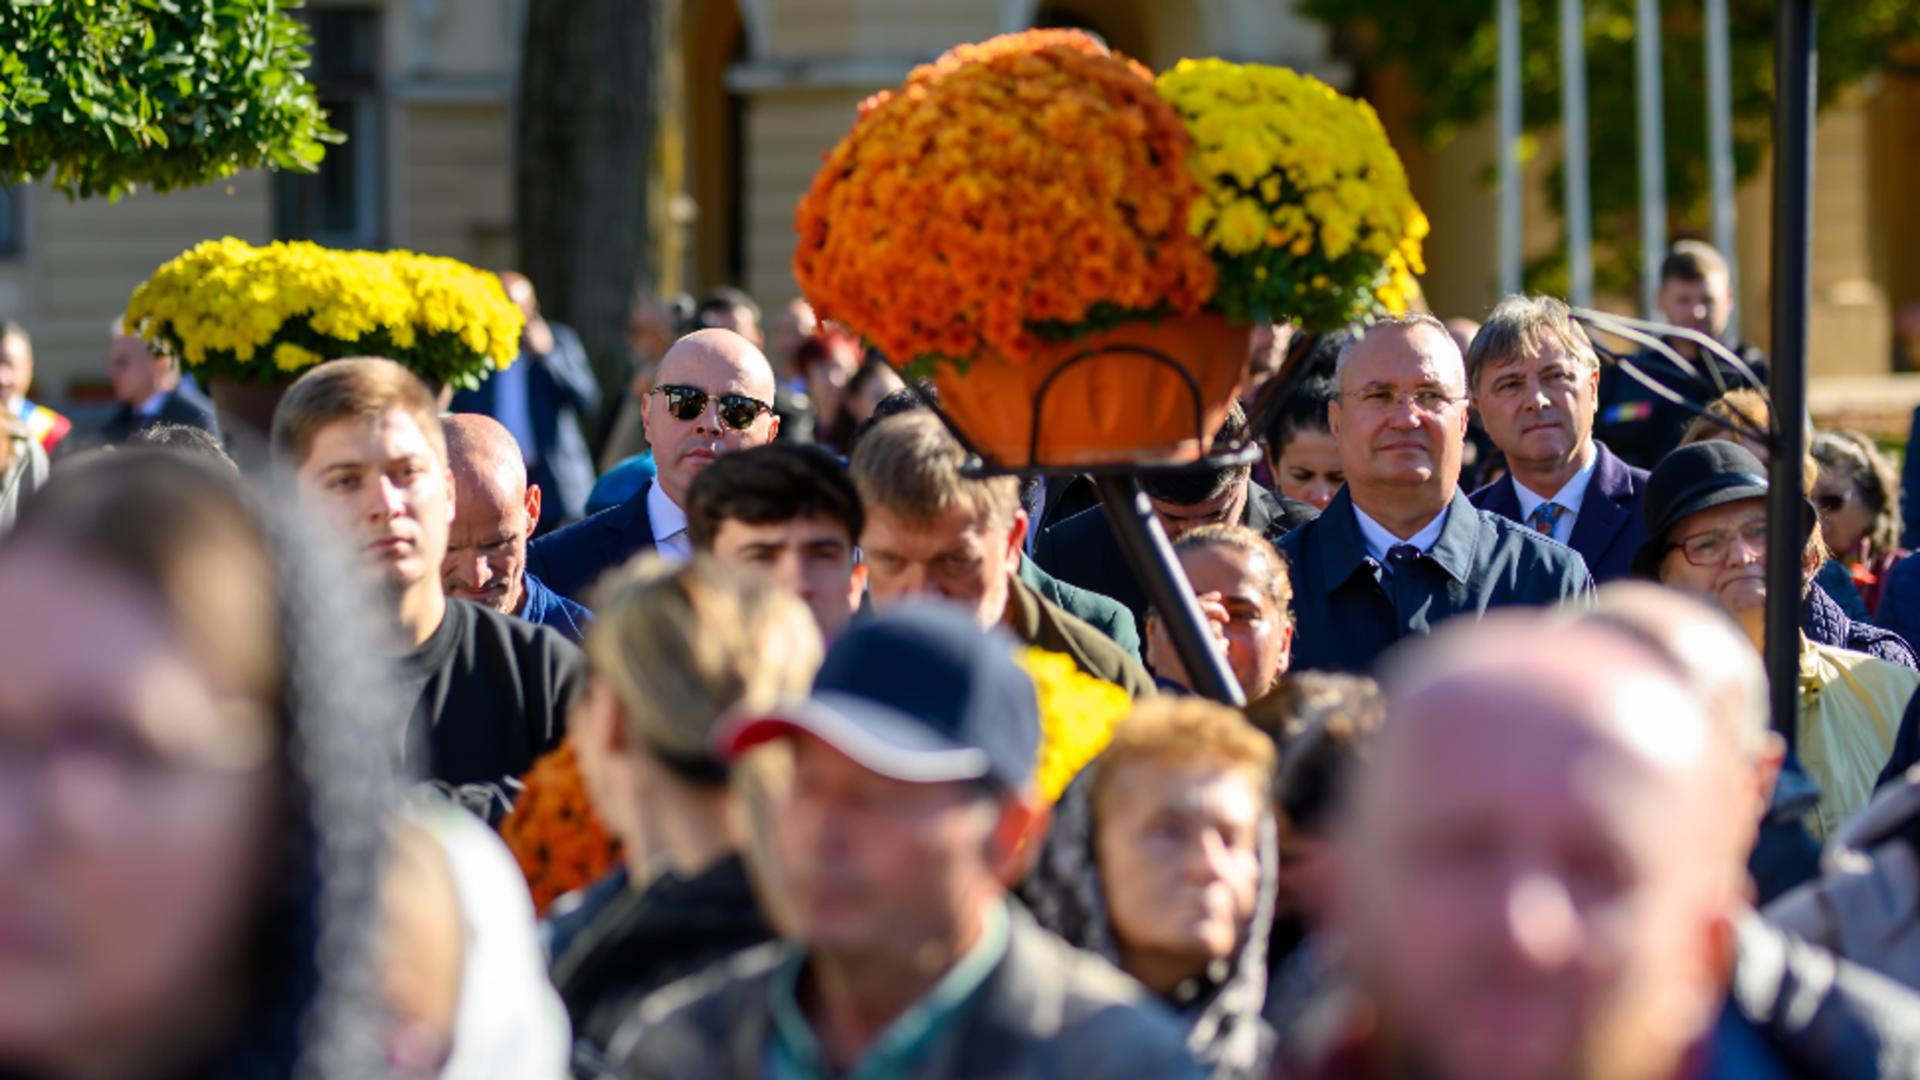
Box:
[530,329,780,604]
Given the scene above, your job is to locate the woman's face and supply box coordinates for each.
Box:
[1813,464,1875,557]
[0,548,279,1070]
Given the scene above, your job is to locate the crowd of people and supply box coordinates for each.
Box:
[7,239,1920,1079]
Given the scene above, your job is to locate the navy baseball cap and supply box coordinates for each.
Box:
[717,603,1040,791]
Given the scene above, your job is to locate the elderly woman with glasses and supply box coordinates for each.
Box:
[1635,440,1919,840]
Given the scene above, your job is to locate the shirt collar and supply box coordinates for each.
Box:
[647,480,689,546]
[1512,442,1601,520]
[133,389,169,417]
[768,899,1011,1080]
[1350,500,1449,566]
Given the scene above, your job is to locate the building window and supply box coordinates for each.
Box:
[276,8,384,248]
[0,187,21,257]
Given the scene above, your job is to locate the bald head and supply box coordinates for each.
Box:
[644,329,781,508]
[1338,613,1746,1080]
[441,414,538,614]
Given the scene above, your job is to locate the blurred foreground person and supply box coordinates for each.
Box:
[607,605,1202,1078]
[274,358,585,813]
[0,451,397,1078]
[379,801,569,1080]
[553,557,822,1074]
[1285,609,1920,1080]
[1026,699,1279,1077]
[441,414,591,643]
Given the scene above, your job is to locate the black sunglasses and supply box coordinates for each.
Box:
[650,384,772,430]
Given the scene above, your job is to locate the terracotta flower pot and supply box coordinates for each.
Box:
[210,377,293,438]
[931,313,1250,469]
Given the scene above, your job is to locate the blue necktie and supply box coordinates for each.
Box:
[1527,501,1568,537]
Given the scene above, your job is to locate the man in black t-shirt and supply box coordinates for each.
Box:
[272,358,586,807]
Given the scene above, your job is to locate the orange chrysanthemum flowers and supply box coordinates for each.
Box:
[793,29,1217,369]
[499,743,622,915]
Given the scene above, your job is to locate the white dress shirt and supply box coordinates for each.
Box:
[1512,444,1601,545]
[647,481,692,562]
[1351,501,1449,572]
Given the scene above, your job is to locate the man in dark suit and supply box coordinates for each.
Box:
[1466,295,1649,583]
[527,328,780,605]
[452,272,602,526]
[1279,314,1593,674]
[1033,400,1317,629]
[97,328,218,445]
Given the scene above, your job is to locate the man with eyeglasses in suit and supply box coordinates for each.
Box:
[530,328,781,605]
[1278,313,1594,674]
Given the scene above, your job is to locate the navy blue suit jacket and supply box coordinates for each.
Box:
[526,478,656,606]
[1469,441,1648,584]
[1278,487,1595,674]
[451,322,602,522]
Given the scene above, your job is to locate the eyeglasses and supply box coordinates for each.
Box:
[650,385,772,430]
[1669,517,1768,567]
[1341,388,1467,415]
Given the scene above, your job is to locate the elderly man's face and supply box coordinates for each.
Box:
[1342,635,1738,1080]
[862,505,1024,630]
[1472,340,1599,472]
[442,463,538,615]
[1657,498,1769,619]
[1096,760,1265,989]
[771,736,1003,959]
[1330,325,1470,497]
[642,332,780,507]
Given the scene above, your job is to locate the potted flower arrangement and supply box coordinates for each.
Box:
[793,30,1427,468]
[124,236,524,431]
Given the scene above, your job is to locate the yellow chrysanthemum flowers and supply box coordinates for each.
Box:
[1156,59,1429,331]
[1017,647,1133,804]
[125,238,524,391]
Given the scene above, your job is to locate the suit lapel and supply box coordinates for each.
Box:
[1568,447,1632,567]
[1483,476,1523,522]
[605,479,656,567]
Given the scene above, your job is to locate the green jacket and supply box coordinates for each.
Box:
[1004,571,1156,699]
[1017,556,1141,663]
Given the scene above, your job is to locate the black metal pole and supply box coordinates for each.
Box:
[1766,0,1815,746]
[1092,475,1246,707]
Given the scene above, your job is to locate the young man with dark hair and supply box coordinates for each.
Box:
[1595,239,1772,470]
[273,357,586,813]
[685,443,867,640]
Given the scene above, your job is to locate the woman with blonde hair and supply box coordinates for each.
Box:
[546,555,823,1073]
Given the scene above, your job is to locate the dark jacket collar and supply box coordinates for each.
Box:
[1317,487,1478,591]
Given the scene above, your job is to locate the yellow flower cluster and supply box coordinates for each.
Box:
[1157,60,1430,330]
[124,237,524,389]
[1017,647,1134,803]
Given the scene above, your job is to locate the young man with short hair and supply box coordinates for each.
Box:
[273,357,586,811]
[1596,240,1772,469]
[1467,294,1649,582]
[685,443,867,641]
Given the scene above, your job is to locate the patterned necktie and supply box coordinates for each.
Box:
[1527,501,1567,536]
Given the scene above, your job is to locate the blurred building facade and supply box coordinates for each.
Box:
[3,0,1918,401]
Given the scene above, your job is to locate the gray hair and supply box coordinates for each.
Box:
[1463,293,1600,390]
[1332,312,1456,385]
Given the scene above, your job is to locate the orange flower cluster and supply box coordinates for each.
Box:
[793,29,1216,369]
[499,743,622,915]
